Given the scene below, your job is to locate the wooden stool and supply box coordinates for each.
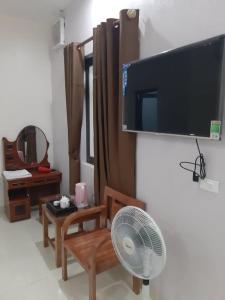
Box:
[39,194,61,222]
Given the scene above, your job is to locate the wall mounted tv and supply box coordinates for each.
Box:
[122,35,225,139]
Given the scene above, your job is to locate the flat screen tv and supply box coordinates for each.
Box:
[122,35,225,139]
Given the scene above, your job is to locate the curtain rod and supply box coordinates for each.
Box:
[77,19,120,50]
[77,36,93,49]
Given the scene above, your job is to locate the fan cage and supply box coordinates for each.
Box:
[111,206,166,280]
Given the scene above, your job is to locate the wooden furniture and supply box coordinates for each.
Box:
[43,205,89,268]
[3,170,61,222]
[3,127,50,171]
[2,126,62,222]
[62,186,145,300]
[7,197,31,222]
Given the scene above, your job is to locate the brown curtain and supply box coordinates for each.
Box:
[64,43,84,194]
[93,10,139,204]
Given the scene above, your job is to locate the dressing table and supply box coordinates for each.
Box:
[2,126,62,222]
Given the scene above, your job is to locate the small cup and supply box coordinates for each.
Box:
[53,200,60,206]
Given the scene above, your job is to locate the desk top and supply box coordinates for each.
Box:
[3,169,61,181]
[3,169,62,190]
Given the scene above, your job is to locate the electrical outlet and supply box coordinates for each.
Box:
[199,178,219,193]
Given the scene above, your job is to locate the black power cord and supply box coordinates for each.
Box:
[179,139,206,182]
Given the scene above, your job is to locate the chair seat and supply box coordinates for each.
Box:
[64,228,119,274]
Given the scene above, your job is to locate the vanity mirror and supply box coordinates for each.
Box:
[3,125,50,170]
[17,126,48,165]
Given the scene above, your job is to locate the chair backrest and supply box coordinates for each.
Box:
[103,186,145,224]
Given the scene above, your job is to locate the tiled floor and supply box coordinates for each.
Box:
[0,208,141,300]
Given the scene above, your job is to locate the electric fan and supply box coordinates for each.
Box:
[111,206,166,300]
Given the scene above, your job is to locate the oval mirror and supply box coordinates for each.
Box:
[16,126,48,164]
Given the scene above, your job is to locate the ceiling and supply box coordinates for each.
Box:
[0,0,72,23]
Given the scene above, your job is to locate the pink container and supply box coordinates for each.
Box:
[75,182,88,208]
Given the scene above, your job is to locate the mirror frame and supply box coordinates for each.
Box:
[2,125,50,171]
[16,125,49,167]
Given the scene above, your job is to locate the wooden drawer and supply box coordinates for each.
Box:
[32,175,60,187]
[7,173,61,189]
[32,178,47,186]
[45,175,61,184]
[8,179,31,190]
[9,198,31,222]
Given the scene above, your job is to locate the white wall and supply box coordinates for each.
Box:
[0,15,54,206]
[51,0,225,299]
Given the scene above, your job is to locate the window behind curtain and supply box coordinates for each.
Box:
[85,55,94,164]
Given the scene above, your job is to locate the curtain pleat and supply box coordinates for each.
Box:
[93,10,139,204]
[64,43,84,194]
[118,9,139,197]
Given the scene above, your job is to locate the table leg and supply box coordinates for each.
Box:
[55,224,62,268]
[43,209,49,248]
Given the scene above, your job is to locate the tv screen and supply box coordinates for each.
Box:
[123,35,225,138]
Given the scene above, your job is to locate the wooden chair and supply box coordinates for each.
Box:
[62,186,145,300]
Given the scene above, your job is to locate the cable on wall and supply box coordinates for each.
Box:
[179,139,206,182]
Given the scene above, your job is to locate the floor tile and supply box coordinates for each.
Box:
[0,209,142,299]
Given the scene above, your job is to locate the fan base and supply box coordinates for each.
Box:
[142,283,152,300]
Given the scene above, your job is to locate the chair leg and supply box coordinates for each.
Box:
[89,266,96,300]
[132,276,142,295]
[62,247,68,281]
